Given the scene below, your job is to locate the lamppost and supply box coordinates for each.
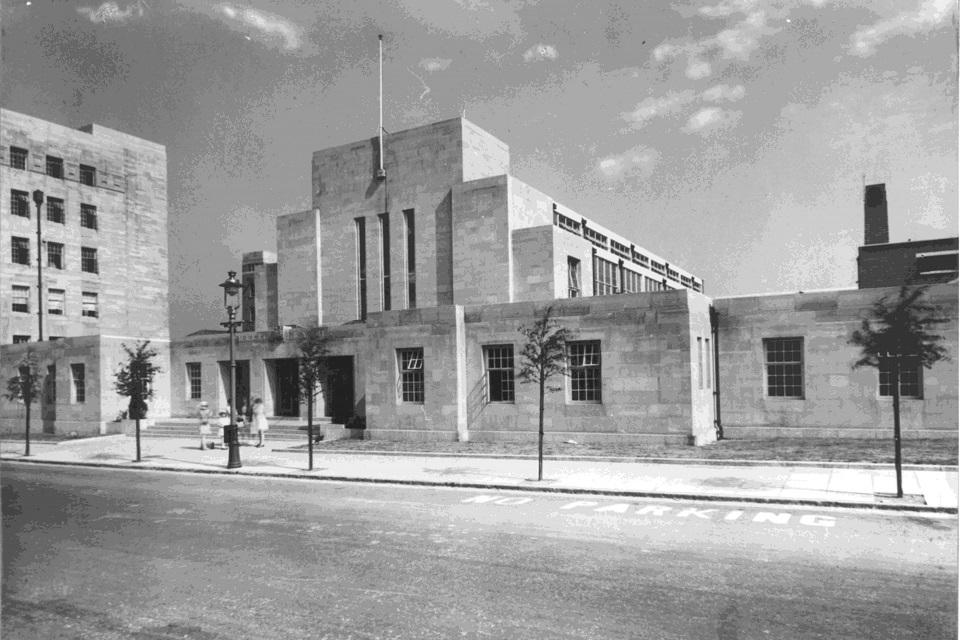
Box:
[219,271,243,469]
[32,190,44,341]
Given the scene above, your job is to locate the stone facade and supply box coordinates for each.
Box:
[714,284,957,438]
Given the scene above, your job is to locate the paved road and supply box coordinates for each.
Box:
[2,462,957,639]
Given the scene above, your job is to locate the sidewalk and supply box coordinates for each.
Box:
[1,436,957,513]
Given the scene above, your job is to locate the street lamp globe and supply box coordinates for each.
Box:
[219,270,242,310]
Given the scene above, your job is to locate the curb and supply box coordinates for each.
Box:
[270,447,958,472]
[3,457,955,515]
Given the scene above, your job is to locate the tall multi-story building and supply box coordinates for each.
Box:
[0,109,171,433]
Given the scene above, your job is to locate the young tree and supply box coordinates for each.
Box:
[115,340,162,462]
[849,285,950,497]
[296,326,331,471]
[518,305,574,481]
[5,351,41,456]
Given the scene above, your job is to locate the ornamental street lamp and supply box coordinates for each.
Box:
[32,190,44,341]
[219,270,243,469]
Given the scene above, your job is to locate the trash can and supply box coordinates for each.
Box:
[223,423,240,446]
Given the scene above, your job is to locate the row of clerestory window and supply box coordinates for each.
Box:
[8,146,98,186]
[9,190,98,229]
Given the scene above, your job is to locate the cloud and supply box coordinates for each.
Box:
[77,1,145,23]
[215,3,302,51]
[419,58,452,72]
[622,90,696,128]
[523,43,559,62]
[597,145,660,181]
[849,0,953,57]
[408,68,431,100]
[682,107,741,134]
[702,83,746,102]
[686,58,713,79]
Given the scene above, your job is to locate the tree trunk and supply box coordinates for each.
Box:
[135,418,142,462]
[307,388,314,471]
[24,400,31,457]
[892,356,903,498]
[538,376,544,482]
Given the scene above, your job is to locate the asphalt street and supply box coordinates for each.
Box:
[2,462,957,640]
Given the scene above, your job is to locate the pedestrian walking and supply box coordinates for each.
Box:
[251,397,269,448]
[197,401,212,450]
[216,409,230,449]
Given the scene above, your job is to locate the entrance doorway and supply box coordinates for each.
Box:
[219,360,250,414]
[274,359,300,417]
[324,356,354,423]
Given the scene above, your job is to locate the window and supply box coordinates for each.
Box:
[47,197,65,224]
[12,285,29,312]
[46,155,63,178]
[79,164,96,186]
[623,268,642,294]
[11,236,30,265]
[379,213,391,310]
[567,257,581,298]
[48,288,65,315]
[9,146,27,170]
[186,362,202,400]
[404,209,416,308]
[484,345,515,403]
[13,335,30,344]
[593,255,619,296]
[705,338,712,389]
[568,341,601,403]
[71,364,85,403]
[81,246,98,274]
[397,348,424,403]
[11,190,29,217]
[764,338,804,398]
[47,242,64,270]
[81,204,98,230]
[697,337,704,389]
[879,357,923,398]
[82,292,99,318]
[355,217,367,320]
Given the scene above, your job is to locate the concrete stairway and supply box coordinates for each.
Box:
[143,417,334,441]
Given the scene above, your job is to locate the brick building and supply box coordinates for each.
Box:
[0,108,171,433]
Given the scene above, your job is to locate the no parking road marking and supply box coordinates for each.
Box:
[461,495,837,527]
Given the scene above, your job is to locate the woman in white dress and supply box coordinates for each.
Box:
[251,397,269,448]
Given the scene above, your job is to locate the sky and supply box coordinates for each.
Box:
[2,0,956,338]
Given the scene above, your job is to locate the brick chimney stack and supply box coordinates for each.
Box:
[864,183,889,245]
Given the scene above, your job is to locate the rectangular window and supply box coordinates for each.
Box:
[12,285,30,313]
[82,292,99,318]
[567,257,581,298]
[705,338,712,389]
[81,246,98,274]
[47,197,65,224]
[79,164,96,186]
[13,335,30,344]
[404,209,416,309]
[623,269,642,294]
[48,288,65,315]
[11,236,30,265]
[764,337,804,398]
[397,348,424,403]
[47,242,64,270]
[46,155,63,178]
[879,357,923,398]
[11,190,29,217]
[9,146,27,170]
[355,217,367,320]
[697,337,704,389]
[81,204,98,230]
[568,341,602,403]
[186,362,202,400]
[592,255,619,296]
[71,363,85,403]
[484,345,515,403]
[379,213,391,311]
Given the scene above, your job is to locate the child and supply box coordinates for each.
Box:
[197,401,211,450]
[216,410,229,449]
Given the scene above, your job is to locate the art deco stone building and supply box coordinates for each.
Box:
[0,108,171,433]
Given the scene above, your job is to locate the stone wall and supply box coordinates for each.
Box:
[451,176,510,304]
[714,284,958,438]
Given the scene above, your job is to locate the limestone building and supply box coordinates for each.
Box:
[0,108,171,433]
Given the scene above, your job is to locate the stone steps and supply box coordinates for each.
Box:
[142,417,334,440]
